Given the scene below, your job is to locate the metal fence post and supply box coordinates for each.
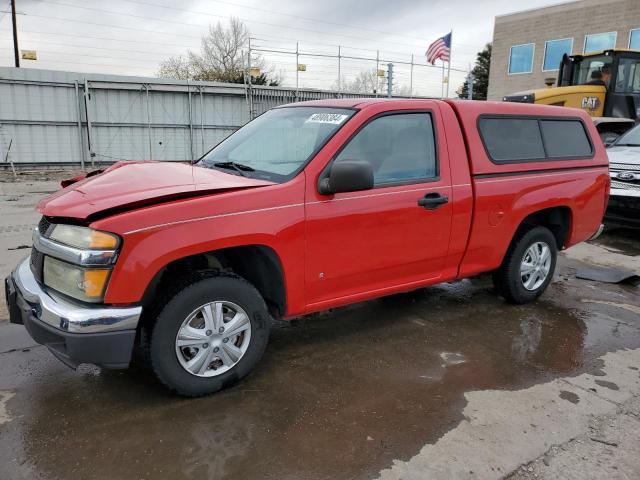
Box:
[199,86,205,156]
[337,45,341,98]
[74,80,85,170]
[145,84,153,160]
[375,50,379,97]
[83,79,94,168]
[248,38,254,119]
[295,42,299,99]
[187,80,194,161]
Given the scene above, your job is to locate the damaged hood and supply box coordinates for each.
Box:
[38,161,275,219]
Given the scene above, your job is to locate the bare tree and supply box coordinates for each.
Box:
[338,69,381,94]
[336,68,411,96]
[157,55,192,80]
[158,18,278,85]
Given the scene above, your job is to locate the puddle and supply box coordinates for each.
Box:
[1,257,639,480]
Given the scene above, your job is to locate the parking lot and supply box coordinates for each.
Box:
[1,172,639,480]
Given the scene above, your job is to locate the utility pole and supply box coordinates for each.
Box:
[386,63,393,98]
[11,0,19,67]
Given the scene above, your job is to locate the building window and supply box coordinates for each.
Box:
[508,43,535,75]
[584,32,617,54]
[543,38,573,71]
[630,28,640,49]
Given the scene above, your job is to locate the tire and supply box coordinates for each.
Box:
[492,226,557,305]
[149,275,270,397]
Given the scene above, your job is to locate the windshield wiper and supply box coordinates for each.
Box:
[212,161,255,177]
[615,143,640,147]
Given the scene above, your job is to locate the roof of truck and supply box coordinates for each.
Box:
[286,97,589,117]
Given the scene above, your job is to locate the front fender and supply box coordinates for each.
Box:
[102,205,305,311]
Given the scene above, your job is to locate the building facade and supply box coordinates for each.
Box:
[488,0,640,100]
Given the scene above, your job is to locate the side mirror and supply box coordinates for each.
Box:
[318,159,374,195]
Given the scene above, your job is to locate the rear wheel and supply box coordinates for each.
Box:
[149,275,270,397]
[492,226,557,304]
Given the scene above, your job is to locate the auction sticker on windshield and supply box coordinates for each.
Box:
[306,113,349,124]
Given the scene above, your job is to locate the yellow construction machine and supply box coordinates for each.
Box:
[504,49,640,143]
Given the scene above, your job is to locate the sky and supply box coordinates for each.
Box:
[0,0,571,96]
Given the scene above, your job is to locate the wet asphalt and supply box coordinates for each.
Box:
[0,177,639,480]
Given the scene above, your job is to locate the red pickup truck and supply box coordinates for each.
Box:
[5,99,609,396]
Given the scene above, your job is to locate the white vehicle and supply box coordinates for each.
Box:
[606,124,640,227]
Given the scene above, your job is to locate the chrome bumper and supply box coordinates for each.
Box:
[11,256,141,334]
[589,223,605,241]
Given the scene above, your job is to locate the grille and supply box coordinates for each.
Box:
[30,248,45,283]
[32,216,53,284]
[38,216,52,236]
[610,163,640,172]
[611,180,640,192]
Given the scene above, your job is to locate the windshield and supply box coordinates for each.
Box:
[613,123,640,147]
[199,107,354,181]
[572,54,613,87]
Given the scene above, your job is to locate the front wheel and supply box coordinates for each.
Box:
[149,275,270,397]
[492,226,557,304]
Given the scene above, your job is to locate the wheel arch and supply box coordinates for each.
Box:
[141,244,288,320]
[511,205,573,252]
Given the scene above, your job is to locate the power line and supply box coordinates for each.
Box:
[19,29,197,50]
[0,3,469,92]
[0,54,158,71]
[0,46,163,64]
[17,39,183,58]
[121,0,448,46]
[250,35,474,67]
[13,11,474,69]
[31,0,451,52]
[18,12,203,40]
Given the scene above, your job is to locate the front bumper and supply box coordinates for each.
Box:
[605,194,640,228]
[5,257,142,369]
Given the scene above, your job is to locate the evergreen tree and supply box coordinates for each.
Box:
[459,43,491,100]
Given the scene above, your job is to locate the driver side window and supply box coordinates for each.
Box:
[334,113,438,186]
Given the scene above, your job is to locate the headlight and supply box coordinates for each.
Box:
[40,225,120,303]
[49,225,120,250]
[43,256,111,303]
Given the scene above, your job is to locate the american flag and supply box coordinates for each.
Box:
[426,32,451,64]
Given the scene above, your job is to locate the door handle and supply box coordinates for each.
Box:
[417,192,449,210]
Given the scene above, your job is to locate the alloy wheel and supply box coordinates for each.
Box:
[175,301,252,377]
[520,241,552,291]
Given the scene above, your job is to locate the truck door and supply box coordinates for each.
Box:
[304,106,454,310]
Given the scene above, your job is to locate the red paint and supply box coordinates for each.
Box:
[36,99,609,317]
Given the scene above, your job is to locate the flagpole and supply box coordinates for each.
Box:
[446,30,452,98]
[441,61,445,99]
